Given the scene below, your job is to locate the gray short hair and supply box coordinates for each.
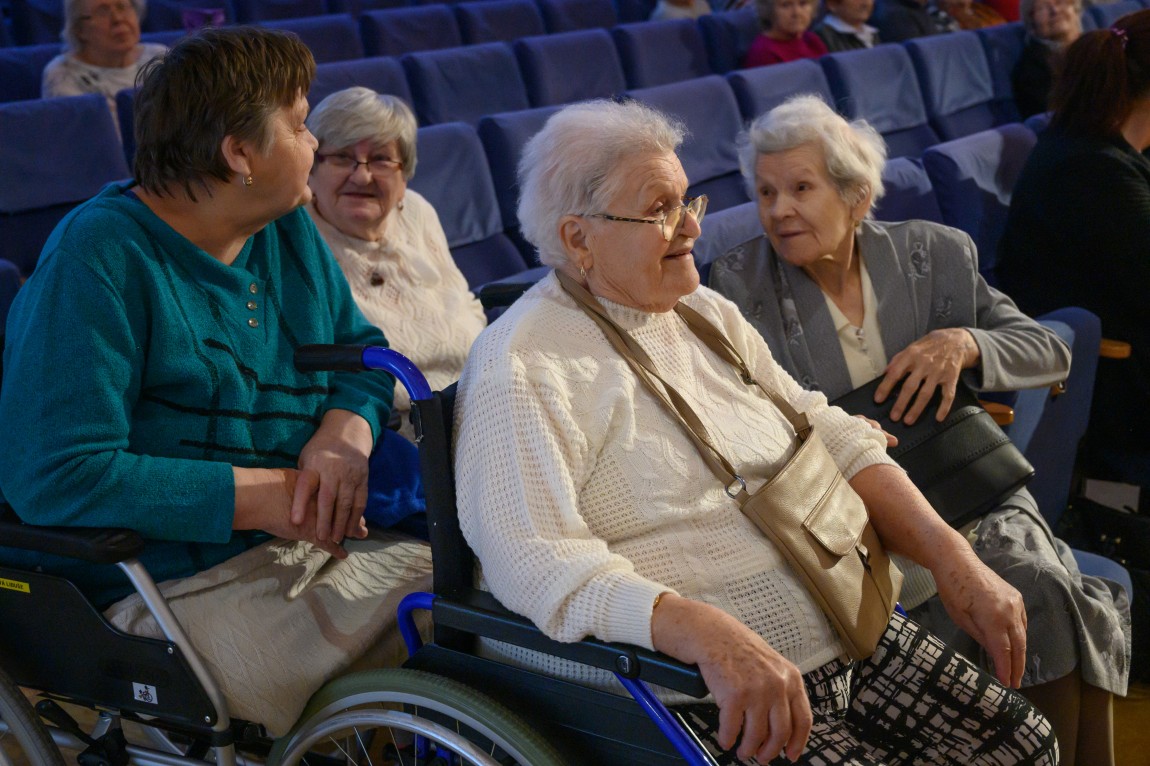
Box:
[739,94,887,212]
[517,99,686,268]
[63,0,147,51]
[306,86,418,180]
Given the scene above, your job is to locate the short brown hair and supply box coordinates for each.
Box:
[133,26,315,200]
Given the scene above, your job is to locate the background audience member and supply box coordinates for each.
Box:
[998,9,1150,480]
[711,95,1130,766]
[650,0,713,19]
[0,27,432,736]
[744,0,828,66]
[42,0,166,119]
[936,0,1008,28]
[814,0,881,51]
[874,0,957,41]
[455,97,1057,766]
[1012,0,1083,118]
[305,87,486,442]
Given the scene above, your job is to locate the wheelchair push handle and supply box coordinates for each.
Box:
[294,344,432,401]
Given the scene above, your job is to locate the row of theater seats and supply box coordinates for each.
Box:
[0,25,1044,277]
[0,0,657,46]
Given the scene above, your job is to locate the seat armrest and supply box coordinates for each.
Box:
[1100,338,1132,359]
[0,504,145,564]
[433,587,708,698]
[978,399,1015,426]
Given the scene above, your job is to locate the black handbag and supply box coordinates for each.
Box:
[830,377,1035,529]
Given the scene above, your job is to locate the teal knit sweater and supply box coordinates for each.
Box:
[0,183,394,605]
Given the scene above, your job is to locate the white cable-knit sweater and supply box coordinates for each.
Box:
[308,192,486,439]
[454,272,898,696]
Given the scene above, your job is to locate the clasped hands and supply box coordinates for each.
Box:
[234,409,374,558]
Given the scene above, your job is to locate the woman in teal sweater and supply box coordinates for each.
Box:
[0,27,430,733]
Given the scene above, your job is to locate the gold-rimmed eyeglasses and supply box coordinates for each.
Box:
[315,152,403,176]
[584,195,708,242]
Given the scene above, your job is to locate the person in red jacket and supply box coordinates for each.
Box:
[744,0,829,67]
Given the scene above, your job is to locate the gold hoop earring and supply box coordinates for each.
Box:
[244,175,254,187]
[397,198,405,211]
[579,265,587,280]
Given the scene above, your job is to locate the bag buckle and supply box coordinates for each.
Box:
[725,475,747,499]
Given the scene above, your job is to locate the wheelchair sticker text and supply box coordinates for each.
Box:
[133,683,158,705]
[0,577,29,593]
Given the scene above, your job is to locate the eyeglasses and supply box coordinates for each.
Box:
[315,152,403,175]
[585,195,708,242]
[79,1,135,21]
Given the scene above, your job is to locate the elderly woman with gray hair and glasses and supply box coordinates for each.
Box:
[453,97,1057,765]
[42,0,166,117]
[709,94,1129,766]
[305,87,486,440]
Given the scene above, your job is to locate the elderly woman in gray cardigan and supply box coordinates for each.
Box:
[709,95,1130,766]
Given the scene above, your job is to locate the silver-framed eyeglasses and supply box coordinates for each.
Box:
[79,0,135,21]
[315,152,404,175]
[584,195,708,242]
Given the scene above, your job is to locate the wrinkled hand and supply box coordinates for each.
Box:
[238,467,351,558]
[294,410,374,546]
[652,594,812,762]
[874,328,981,425]
[933,546,1027,688]
[854,414,898,448]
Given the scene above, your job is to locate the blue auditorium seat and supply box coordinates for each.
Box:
[615,0,657,22]
[976,21,1025,124]
[9,0,62,46]
[234,0,323,22]
[359,5,461,58]
[324,0,404,14]
[726,58,833,122]
[0,95,130,277]
[0,258,19,331]
[1088,0,1142,29]
[257,15,363,63]
[874,156,943,223]
[514,29,626,107]
[477,104,561,256]
[308,56,411,109]
[921,122,1037,281]
[612,18,711,88]
[905,30,1002,141]
[116,88,136,167]
[0,42,60,102]
[403,42,530,125]
[1024,110,1051,134]
[626,75,749,212]
[820,44,940,159]
[406,122,532,288]
[140,0,232,31]
[693,200,760,282]
[535,0,617,32]
[455,0,545,44]
[139,28,187,45]
[698,7,760,74]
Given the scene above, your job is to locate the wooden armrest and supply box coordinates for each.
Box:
[1100,338,1132,360]
[979,400,1014,426]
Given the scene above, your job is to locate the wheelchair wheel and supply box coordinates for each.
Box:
[268,668,565,766]
[0,667,65,766]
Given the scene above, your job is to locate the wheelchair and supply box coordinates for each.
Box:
[0,345,720,766]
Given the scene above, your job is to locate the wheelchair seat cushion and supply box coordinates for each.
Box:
[103,529,433,735]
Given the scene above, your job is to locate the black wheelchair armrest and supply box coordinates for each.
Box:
[0,503,145,564]
[476,266,552,310]
[433,587,709,699]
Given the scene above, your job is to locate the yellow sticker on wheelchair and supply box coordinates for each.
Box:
[0,577,29,594]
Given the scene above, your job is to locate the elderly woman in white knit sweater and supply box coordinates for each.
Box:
[453,99,1056,765]
[306,87,486,439]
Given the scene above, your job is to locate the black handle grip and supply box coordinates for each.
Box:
[294,344,366,372]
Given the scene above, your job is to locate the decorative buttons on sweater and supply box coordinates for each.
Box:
[247,301,257,311]
[249,283,259,295]
[248,318,259,328]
